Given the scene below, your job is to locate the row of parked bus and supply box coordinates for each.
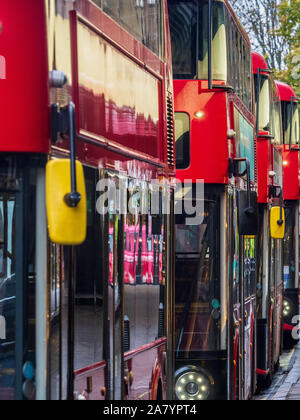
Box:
[0,0,298,400]
[170,0,299,399]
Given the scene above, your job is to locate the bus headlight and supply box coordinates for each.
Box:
[283,299,292,317]
[175,367,211,400]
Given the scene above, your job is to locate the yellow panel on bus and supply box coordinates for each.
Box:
[46,159,87,245]
[270,207,285,240]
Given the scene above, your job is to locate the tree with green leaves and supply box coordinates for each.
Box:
[277,0,300,94]
[229,0,288,70]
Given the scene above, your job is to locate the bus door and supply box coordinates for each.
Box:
[239,235,256,400]
[0,157,42,400]
[175,196,227,400]
[273,237,283,366]
[283,202,299,346]
[101,171,124,400]
[48,166,106,400]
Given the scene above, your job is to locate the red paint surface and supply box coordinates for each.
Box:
[257,368,268,376]
[275,80,300,200]
[0,0,49,153]
[252,53,283,203]
[174,80,229,184]
[69,2,175,175]
[283,323,294,332]
[276,80,297,102]
[256,138,273,203]
[252,52,269,75]
[281,146,300,200]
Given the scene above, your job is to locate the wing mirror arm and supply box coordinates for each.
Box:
[64,102,81,208]
[278,187,284,226]
[233,157,253,214]
[270,185,284,226]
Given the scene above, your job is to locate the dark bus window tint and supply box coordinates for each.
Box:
[175,112,190,170]
[168,1,197,79]
[91,0,101,7]
[282,101,299,145]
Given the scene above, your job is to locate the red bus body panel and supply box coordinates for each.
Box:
[276,80,297,102]
[174,80,229,184]
[256,137,273,203]
[252,53,281,204]
[252,52,268,75]
[281,146,300,200]
[0,0,49,153]
[276,81,300,201]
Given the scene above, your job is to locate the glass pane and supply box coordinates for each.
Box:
[175,202,220,353]
[74,168,104,371]
[243,237,256,298]
[283,207,296,288]
[282,102,298,145]
[198,1,227,81]
[175,112,190,170]
[103,0,163,58]
[168,1,197,79]
[292,104,299,145]
[255,75,270,132]
[0,194,16,400]
[91,0,101,7]
[103,0,143,43]
[124,186,164,351]
[272,101,282,145]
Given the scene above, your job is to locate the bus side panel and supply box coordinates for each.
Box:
[0,0,49,153]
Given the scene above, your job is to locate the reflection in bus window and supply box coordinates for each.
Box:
[102,0,163,58]
[198,1,227,81]
[255,75,270,132]
[0,194,16,399]
[124,189,165,351]
[168,1,197,78]
[169,0,252,110]
[282,102,299,145]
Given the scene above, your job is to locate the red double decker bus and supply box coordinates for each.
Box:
[0,0,175,400]
[168,0,258,400]
[276,80,300,348]
[252,52,284,388]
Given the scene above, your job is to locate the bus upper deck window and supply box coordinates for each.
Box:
[271,100,282,145]
[175,112,190,170]
[256,75,270,132]
[282,102,299,145]
[292,103,299,144]
[168,1,197,79]
[103,0,164,59]
[198,1,227,81]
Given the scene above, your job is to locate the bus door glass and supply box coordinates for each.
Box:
[123,181,165,400]
[106,172,124,400]
[242,236,256,398]
[0,157,38,400]
[283,206,295,289]
[175,200,220,354]
[0,193,16,400]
